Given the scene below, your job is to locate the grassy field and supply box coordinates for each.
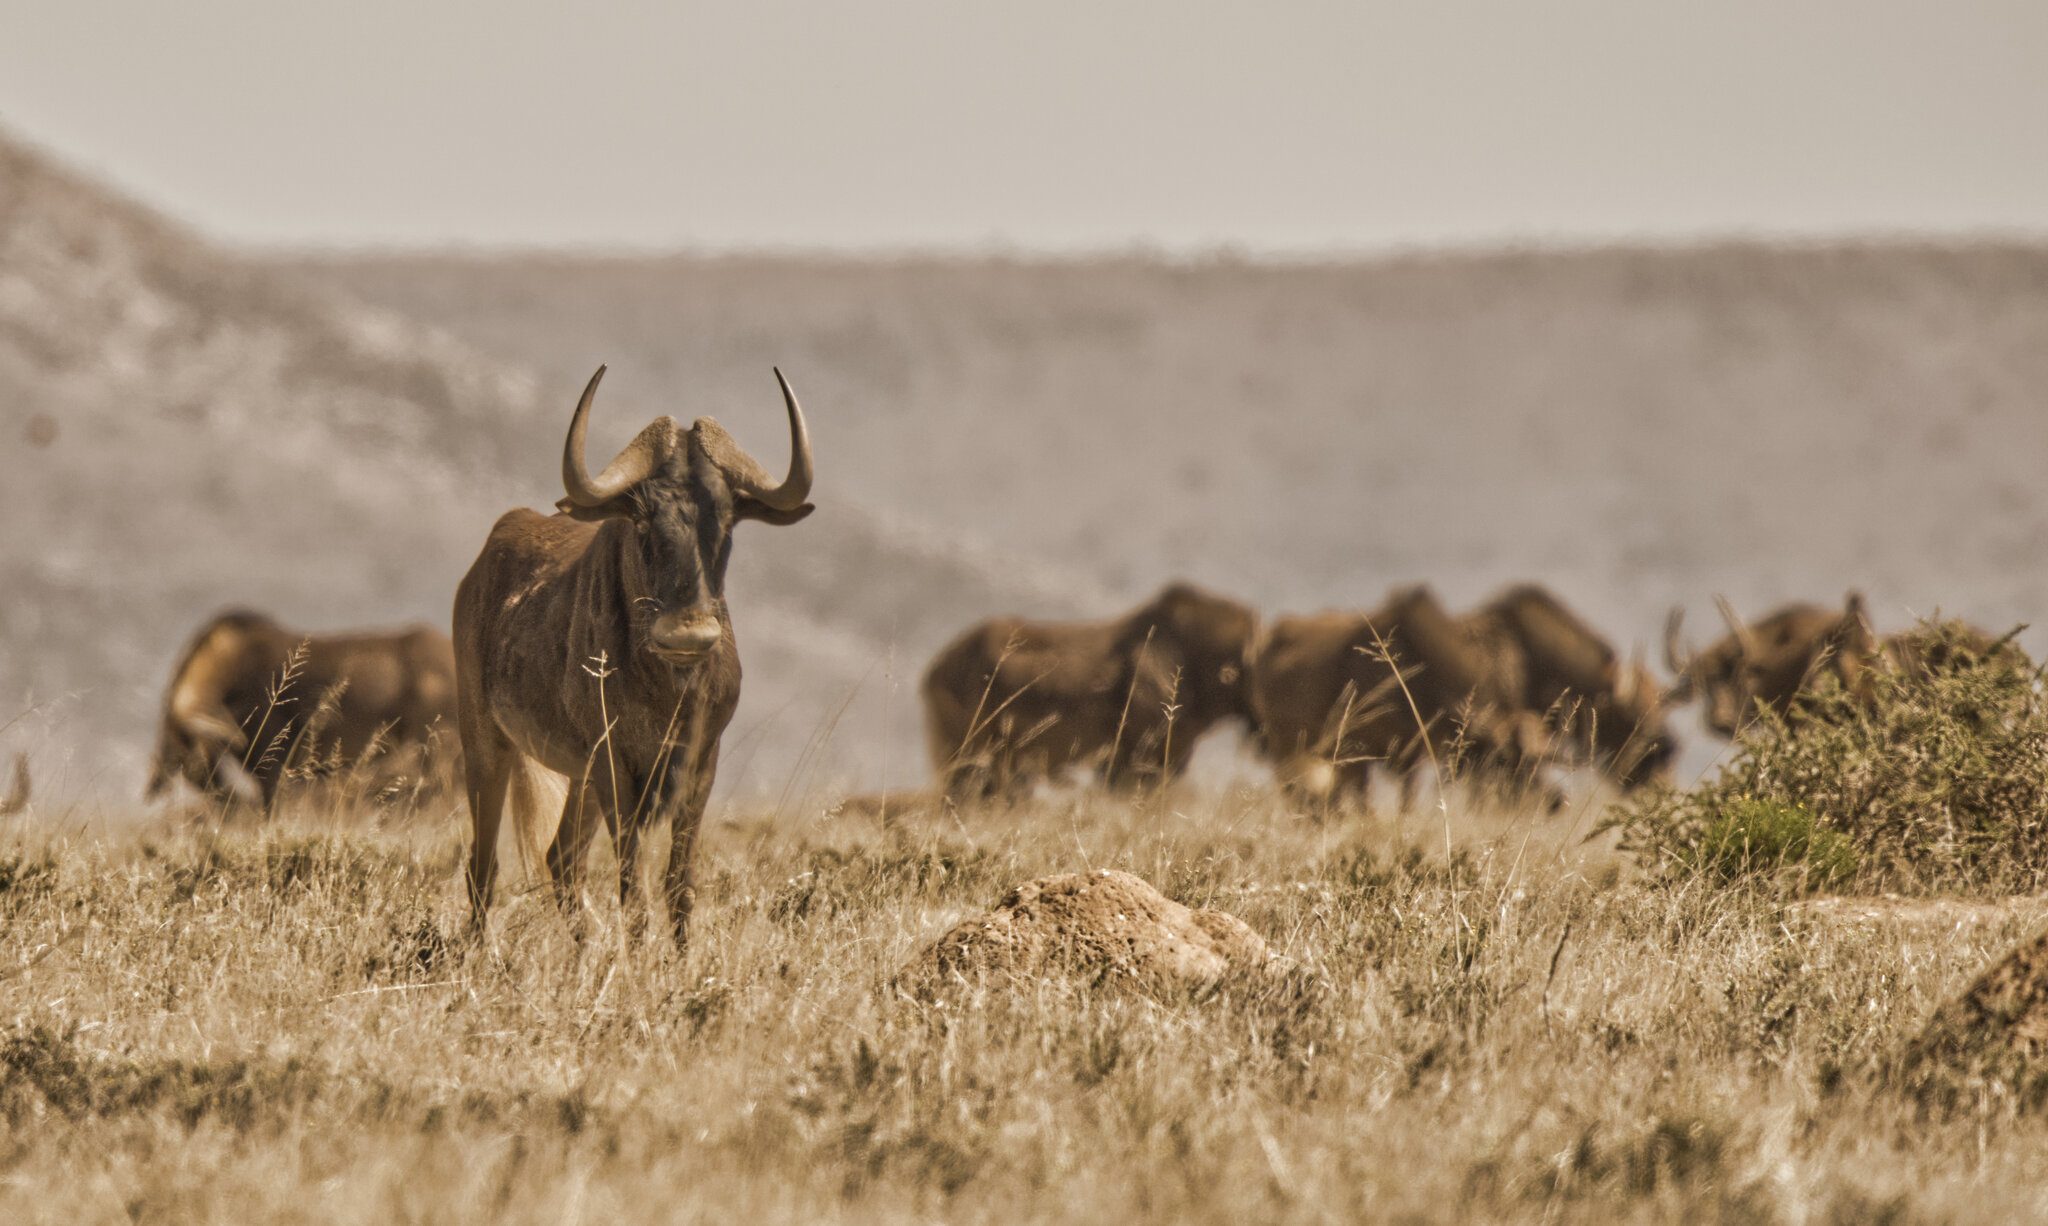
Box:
[2,785,2043,1224]
[15,121,2048,1222]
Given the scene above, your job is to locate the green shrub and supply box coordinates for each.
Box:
[1674,798,1859,889]
[1614,620,2045,894]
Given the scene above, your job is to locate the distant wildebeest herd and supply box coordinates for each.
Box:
[133,368,2023,948]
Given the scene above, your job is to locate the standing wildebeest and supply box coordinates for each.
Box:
[454,365,814,945]
[1462,584,1677,791]
[1667,593,2022,738]
[1250,585,1555,808]
[1664,594,1883,737]
[145,610,458,805]
[921,582,1260,803]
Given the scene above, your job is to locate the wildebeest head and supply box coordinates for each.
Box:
[555,366,815,666]
[1592,654,1678,789]
[1478,585,1677,791]
[145,718,213,800]
[146,616,264,803]
[1145,583,1262,730]
[1665,593,1877,738]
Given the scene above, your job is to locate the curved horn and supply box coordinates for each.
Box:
[1843,590,1873,637]
[176,704,247,751]
[1714,594,1758,657]
[747,368,814,511]
[560,365,674,507]
[1663,607,1692,675]
[1613,645,1647,707]
[170,670,248,751]
[689,368,815,512]
[212,753,264,807]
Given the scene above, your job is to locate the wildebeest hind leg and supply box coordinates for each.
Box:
[461,721,515,934]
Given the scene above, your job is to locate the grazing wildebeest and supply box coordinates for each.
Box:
[1882,617,2026,680]
[1669,594,2025,738]
[1462,584,1677,791]
[1250,586,1556,808]
[921,582,1260,803]
[145,610,458,805]
[454,365,814,945]
[1664,594,1883,737]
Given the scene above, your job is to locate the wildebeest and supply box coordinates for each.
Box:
[454,365,814,945]
[145,610,458,805]
[1668,593,2024,737]
[1461,584,1677,791]
[1885,618,2026,679]
[921,582,1260,803]
[1664,594,1882,737]
[1250,585,1555,808]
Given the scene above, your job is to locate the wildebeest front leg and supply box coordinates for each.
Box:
[546,779,605,934]
[939,759,995,808]
[1107,726,1197,795]
[613,792,651,946]
[661,748,717,951]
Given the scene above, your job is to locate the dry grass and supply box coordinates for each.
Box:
[2,784,2045,1224]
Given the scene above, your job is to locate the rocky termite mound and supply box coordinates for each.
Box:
[898,868,1303,1001]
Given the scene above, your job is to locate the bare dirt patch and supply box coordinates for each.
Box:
[1784,894,2048,929]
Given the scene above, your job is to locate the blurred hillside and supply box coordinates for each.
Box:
[10,117,2048,804]
[290,247,2048,647]
[0,131,532,798]
[0,131,1102,802]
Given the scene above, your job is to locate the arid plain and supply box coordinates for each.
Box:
[9,124,2048,1221]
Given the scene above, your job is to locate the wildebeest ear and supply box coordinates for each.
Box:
[734,498,815,527]
[554,496,634,523]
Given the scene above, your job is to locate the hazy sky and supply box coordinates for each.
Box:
[6,2,2048,250]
